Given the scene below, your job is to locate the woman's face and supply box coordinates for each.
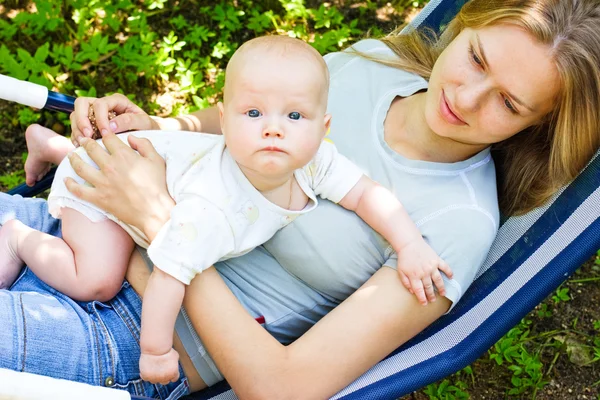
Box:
[425,23,561,146]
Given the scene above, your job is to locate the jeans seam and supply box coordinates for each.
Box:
[18,293,26,372]
[94,305,116,381]
[90,320,103,386]
[112,296,140,345]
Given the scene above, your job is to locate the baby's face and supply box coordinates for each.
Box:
[219,51,329,181]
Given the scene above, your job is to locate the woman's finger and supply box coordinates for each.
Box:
[128,135,162,161]
[90,100,112,137]
[64,177,100,204]
[93,94,148,134]
[67,151,105,184]
[99,132,137,159]
[70,97,95,146]
[74,97,95,136]
[108,112,155,133]
[73,138,111,174]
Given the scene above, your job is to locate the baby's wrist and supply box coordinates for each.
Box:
[140,337,173,356]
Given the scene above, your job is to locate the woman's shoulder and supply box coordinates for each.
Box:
[324,39,422,83]
[345,38,393,54]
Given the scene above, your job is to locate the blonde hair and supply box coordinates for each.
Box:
[362,0,600,216]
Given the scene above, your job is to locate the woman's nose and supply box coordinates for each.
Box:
[455,82,486,113]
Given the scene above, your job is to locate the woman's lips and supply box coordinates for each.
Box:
[440,90,467,126]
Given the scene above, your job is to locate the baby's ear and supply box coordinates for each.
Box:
[217,102,226,132]
[323,113,332,135]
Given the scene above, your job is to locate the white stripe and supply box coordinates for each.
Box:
[0,74,48,109]
[332,186,600,399]
[209,391,239,399]
[401,0,444,33]
[477,150,598,279]
[475,185,566,279]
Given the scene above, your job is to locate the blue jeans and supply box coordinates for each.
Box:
[0,194,190,399]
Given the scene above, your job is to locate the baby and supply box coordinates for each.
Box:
[0,36,452,383]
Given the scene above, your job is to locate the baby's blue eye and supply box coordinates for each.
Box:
[288,112,301,120]
[247,109,261,118]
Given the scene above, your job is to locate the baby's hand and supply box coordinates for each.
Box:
[396,239,453,306]
[139,348,180,384]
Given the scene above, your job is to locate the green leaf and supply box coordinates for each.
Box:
[34,43,50,63]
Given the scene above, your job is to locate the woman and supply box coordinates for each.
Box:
[2,0,599,398]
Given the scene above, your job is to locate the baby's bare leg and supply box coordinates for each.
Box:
[12,208,134,302]
[25,124,75,186]
[0,220,27,288]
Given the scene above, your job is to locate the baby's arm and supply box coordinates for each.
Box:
[141,196,236,383]
[139,268,184,384]
[338,176,453,305]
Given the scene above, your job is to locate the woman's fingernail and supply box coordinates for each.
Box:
[101,129,108,136]
[78,137,88,145]
[109,121,117,132]
[83,128,92,137]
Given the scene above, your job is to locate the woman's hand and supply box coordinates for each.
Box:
[70,94,160,146]
[64,133,174,240]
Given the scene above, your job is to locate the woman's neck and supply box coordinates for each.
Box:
[384,92,487,163]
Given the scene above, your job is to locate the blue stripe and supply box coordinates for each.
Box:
[44,91,75,113]
[414,0,469,33]
[383,154,600,354]
[184,381,233,400]
[339,217,600,399]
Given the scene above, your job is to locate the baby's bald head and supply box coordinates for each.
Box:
[223,36,329,109]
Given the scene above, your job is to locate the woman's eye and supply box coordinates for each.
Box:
[247,109,261,118]
[504,97,517,113]
[288,111,301,120]
[469,45,482,66]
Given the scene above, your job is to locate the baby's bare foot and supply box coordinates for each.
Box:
[0,220,25,289]
[24,124,75,187]
[24,124,54,187]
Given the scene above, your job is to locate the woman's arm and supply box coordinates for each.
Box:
[186,266,450,400]
[70,94,222,144]
[66,136,450,399]
[155,106,221,134]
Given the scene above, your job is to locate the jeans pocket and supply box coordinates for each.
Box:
[113,378,190,400]
[113,377,153,397]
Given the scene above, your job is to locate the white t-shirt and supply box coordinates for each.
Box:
[48,132,363,284]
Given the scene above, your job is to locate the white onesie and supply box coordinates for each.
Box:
[48,131,363,284]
